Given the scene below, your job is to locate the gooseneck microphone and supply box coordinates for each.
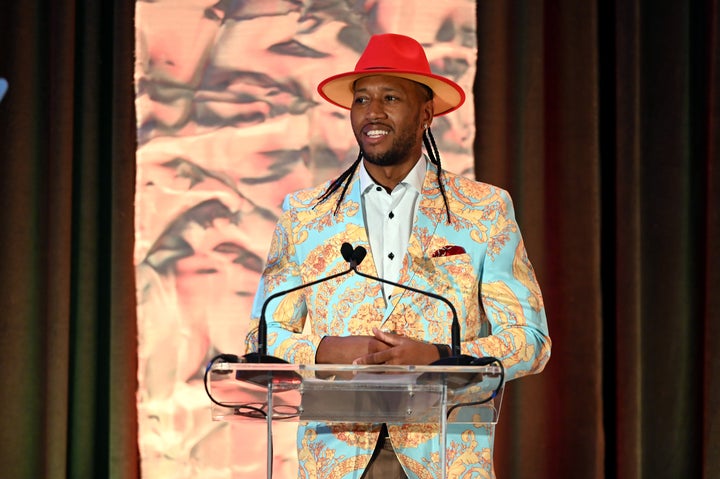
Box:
[343,242,489,366]
[249,248,355,363]
[248,241,492,366]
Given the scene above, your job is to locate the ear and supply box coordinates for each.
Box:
[422,100,434,128]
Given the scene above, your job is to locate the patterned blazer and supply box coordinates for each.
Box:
[250,160,551,479]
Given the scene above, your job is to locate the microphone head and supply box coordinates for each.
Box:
[353,246,367,265]
[341,242,354,262]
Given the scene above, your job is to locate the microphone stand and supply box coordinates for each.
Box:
[348,246,481,366]
[244,241,355,365]
[249,266,354,361]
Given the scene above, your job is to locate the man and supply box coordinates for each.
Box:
[249,33,551,479]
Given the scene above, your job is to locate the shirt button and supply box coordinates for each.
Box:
[388,212,394,219]
[388,252,394,260]
[376,186,382,191]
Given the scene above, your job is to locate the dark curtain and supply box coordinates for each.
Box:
[0,1,717,479]
[0,1,138,478]
[475,1,720,479]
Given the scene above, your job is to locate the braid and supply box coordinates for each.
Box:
[423,128,452,224]
[314,152,362,215]
[315,128,451,224]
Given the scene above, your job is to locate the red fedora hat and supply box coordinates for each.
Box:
[317,33,465,116]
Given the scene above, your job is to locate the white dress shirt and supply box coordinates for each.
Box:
[359,155,427,302]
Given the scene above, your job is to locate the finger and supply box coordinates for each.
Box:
[372,327,401,345]
[353,354,370,365]
[354,350,385,365]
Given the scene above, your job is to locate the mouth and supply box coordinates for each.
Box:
[365,129,388,138]
[362,124,391,143]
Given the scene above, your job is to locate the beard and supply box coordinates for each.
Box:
[358,125,420,167]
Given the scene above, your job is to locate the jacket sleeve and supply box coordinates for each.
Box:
[246,195,323,364]
[463,188,552,381]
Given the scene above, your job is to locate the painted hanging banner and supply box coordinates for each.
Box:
[134,1,476,477]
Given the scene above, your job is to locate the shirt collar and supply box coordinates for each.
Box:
[359,155,428,195]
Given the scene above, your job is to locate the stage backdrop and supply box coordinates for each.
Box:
[134,1,477,477]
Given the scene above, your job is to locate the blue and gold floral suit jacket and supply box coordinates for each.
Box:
[249,161,551,479]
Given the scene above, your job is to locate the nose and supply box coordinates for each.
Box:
[365,98,387,121]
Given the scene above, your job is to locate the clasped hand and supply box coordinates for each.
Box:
[316,327,440,365]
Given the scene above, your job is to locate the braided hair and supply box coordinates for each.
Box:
[314,127,452,224]
[423,127,452,224]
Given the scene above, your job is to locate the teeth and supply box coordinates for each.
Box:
[367,129,388,138]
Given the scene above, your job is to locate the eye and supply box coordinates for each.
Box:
[385,95,399,102]
[353,96,368,105]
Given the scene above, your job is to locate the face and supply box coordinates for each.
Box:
[350,75,433,168]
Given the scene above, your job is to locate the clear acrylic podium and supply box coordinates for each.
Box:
[207,361,504,479]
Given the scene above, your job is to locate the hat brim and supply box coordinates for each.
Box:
[317,70,465,117]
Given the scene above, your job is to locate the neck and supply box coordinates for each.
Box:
[363,155,422,192]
